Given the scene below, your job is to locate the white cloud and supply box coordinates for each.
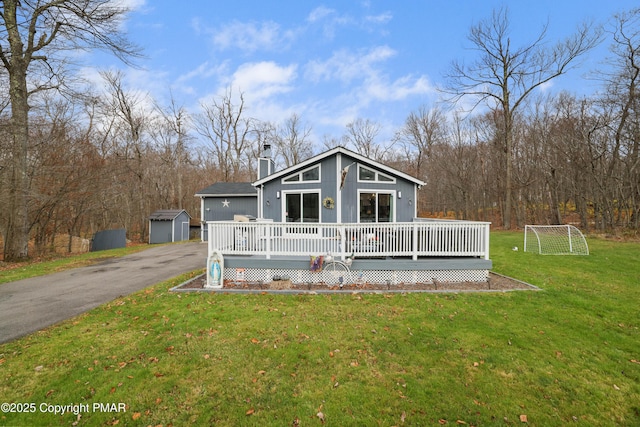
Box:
[230,61,298,100]
[298,42,436,140]
[211,20,294,52]
[306,6,353,40]
[196,61,297,109]
[365,74,433,101]
[306,5,391,40]
[305,46,397,83]
[307,6,336,23]
[178,61,229,84]
[364,11,393,25]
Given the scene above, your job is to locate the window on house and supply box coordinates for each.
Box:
[359,192,393,222]
[283,165,320,183]
[358,165,395,183]
[285,192,320,223]
[302,167,319,181]
[359,167,376,181]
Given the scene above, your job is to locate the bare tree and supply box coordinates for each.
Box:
[273,113,314,168]
[195,89,256,182]
[444,7,600,229]
[343,118,392,161]
[395,106,447,180]
[603,8,640,228]
[101,70,154,239]
[0,0,140,260]
[151,95,192,209]
[321,134,342,151]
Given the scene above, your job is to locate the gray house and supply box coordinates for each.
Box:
[201,146,493,286]
[195,146,425,240]
[254,146,425,223]
[148,209,191,244]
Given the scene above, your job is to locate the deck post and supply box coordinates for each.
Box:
[483,223,490,260]
[265,222,271,259]
[412,221,418,260]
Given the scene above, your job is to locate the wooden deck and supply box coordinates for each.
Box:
[207,219,491,260]
[207,220,492,284]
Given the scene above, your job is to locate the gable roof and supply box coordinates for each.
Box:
[253,146,426,187]
[195,182,257,197]
[149,209,191,221]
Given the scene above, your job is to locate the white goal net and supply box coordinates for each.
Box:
[524,225,589,255]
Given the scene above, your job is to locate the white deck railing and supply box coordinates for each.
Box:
[207,219,490,260]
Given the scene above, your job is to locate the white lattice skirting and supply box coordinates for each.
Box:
[225,267,488,284]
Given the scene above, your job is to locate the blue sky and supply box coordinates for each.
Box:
[92,0,639,143]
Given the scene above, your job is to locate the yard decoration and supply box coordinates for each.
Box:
[206,250,224,288]
[323,196,335,209]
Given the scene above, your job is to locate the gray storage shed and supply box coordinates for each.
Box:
[149,209,191,244]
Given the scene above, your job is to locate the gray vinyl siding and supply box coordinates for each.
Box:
[261,185,279,221]
[150,221,172,244]
[202,196,258,221]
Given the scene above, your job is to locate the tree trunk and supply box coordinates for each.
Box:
[503,107,513,230]
[4,0,30,261]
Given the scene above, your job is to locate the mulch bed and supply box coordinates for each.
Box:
[173,272,538,293]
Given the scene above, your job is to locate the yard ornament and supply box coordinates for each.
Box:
[211,260,220,283]
[206,250,224,288]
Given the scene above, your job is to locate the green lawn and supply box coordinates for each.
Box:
[1,232,639,426]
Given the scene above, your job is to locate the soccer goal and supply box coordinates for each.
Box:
[524,225,589,255]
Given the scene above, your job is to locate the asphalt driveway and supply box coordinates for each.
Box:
[0,242,207,344]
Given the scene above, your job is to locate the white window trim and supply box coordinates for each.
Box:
[282,164,322,184]
[357,164,396,183]
[357,189,396,223]
[282,189,322,235]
